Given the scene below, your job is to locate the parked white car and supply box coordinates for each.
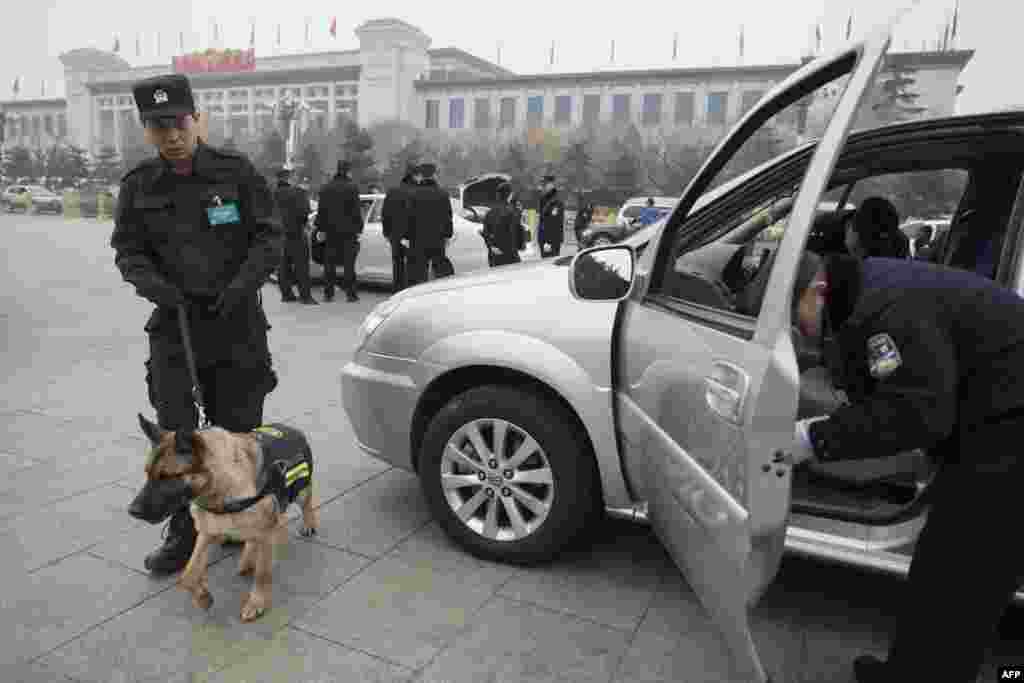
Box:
[616,196,678,227]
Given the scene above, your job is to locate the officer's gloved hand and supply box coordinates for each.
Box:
[400,239,410,248]
[790,416,830,466]
[139,280,185,308]
[212,283,249,319]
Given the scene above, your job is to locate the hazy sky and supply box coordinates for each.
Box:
[3,0,1019,114]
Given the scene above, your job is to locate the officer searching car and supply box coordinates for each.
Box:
[788,250,1024,683]
[110,73,282,574]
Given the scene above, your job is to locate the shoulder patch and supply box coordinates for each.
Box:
[254,425,284,438]
[867,333,902,379]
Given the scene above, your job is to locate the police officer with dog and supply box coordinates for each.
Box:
[111,73,282,575]
[537,174,565,258]
[382,162,420,292]
[315,160,362,302]
[406,162,454,286]
[274,167,317,305]
[789,250,1024,683]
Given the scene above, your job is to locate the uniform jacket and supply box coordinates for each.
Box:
[112,142,281,303]
[409,179,453,250]
[482,203,524,256]
[274,181,310,237]
[382,176,416,242]
[574,206,593,232]
[810,256,1024,463]
[537,190,565,246]
[315,175,363,239]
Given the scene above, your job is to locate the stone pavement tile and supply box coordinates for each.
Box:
[37,539,366,683]
[306,468,433,558]
[11,658,79,683]
[292,555,495,670]
[202,627,415,683]
[0,552,170,668]
[498,521,670,631]
[0,483,145,572]
[0,450,41,477]
[0,409,132,462]
[416,596,632,683]
[87,521,239,581]
[383,522,518,593]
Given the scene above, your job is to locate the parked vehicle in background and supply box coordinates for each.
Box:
[579,213,667,248]
[2,184,62,214]
[76,184,115,218]
[2,185,30,212]
[615,196,678,227]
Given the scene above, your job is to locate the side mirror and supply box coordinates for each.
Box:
[569,245,636,302]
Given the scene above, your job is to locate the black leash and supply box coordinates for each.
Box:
[176,303,210,427]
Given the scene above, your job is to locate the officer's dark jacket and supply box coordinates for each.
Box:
[482,203,523,255]
[274,181,310,235]
[382,176,415,242]
[409,179,453,249]
[315,176,362,237]
[111,142,282,301]
[810,256,1024,462]
[537,190,565,245]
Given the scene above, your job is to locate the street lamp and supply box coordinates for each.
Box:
[272,93,311,171]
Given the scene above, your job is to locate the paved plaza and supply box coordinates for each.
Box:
[1,213,1021,682]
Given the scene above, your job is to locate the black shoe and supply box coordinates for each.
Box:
[323,289,335,302]
[346,291,359,302]
[143,507,197,575]
[299,294,319,305]
[853,655,890,682]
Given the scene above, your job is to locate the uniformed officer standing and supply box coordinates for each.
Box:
[315,160,362,302]
[790,251,1024,683]
[536,175,565,258]
[406,162,454,286]
[111,74,282,574]
[381,162,420,293]
[274,167,317,305]
[480,182,523,267]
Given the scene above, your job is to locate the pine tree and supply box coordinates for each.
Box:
[2,146,34,181]
[64,145,91,184]
[93,145,122,184]
[339,121,378,186]
[871,66,928,125]
[381,138,428,190]
[605,142,641,200]
[300,144,323,192]
[258,130,287,175]
[499,142,531,183]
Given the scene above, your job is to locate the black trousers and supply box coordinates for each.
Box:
[885,416,1024,681]
[540,241,562,258]
[278,233,312,298]
[390,239,407,293]
[323,235,359,295]
[491,250,521,267]
[406,246,454,286]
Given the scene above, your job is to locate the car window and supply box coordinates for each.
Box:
[848,170,967,222]
[622,206,644,219]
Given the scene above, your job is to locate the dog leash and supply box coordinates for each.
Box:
[176,303,210,427]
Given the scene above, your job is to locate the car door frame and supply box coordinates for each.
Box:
[614,31,893,682]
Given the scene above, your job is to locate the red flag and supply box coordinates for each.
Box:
[329,17,337,38]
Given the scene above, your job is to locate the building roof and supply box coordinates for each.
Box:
[85,66,362,94]
[58,48,131,72]
[1,98,67,109]
[428,47,515,78]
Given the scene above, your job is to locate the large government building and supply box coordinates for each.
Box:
[1,18,973,160]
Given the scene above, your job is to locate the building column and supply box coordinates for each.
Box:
[113,108,122,157]
[248,88,255,137]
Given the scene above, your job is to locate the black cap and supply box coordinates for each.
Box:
[541,175,556,184]
[275,167,292,178]
[405,162,419,176]
[336,160,352,175]
[418,162,437,178]
[133,74,196,125]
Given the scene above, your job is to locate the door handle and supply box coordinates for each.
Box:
[704,361,750,424]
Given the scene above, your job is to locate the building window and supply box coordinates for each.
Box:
[32,116,41,139]
[741,90,764,116]
[555,95,572,125]
[255,88,275,99]
[707,91,728,125]
[449,98,465,129]
[229,89,248,100]
[612,94,631,123]
[99,110,115,146]
[229,103,248,114]
[641,94,663,126]
[117,96,132,106]
[583,95,601,125]
[43,115,54,136]
[429,69,447,81]
[335,100,357,128]
[228,117,248,140]
[675,92,695,125]
[527,96,544,126]
[499,97,516,128]
[474,98,491,129]
[425,100,440,129]
[57,114,67,138]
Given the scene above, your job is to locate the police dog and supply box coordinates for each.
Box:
[128,414,319,622]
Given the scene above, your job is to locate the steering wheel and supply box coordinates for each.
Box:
[722,242,771,295]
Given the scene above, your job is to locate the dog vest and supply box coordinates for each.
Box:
[195,424,313,514]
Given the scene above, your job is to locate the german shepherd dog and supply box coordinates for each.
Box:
[128,414,319,622]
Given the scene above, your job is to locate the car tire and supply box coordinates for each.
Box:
[419,385,600,566]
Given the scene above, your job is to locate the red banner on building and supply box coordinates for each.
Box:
[173,48,256,74]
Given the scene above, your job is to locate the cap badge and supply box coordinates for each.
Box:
[153,89,169,104]
[212,195,223,207]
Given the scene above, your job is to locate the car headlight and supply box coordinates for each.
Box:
[355,297,403,350]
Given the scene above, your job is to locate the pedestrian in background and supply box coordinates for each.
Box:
[574,201,594,245]
[481,181,522,267]
[315,160,362,302]
[274,167,317,305]
[537,175,565,258]
[382,162,419,293]
[111,73,281,575]
[406,162,454,286]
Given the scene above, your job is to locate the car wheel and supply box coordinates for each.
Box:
[419,385,600,565]
[591,235,614,247]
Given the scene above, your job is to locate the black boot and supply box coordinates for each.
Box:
[143,507,197,574]
[323,288,335,302]
[346,290,359,302]
[299,293,319,305]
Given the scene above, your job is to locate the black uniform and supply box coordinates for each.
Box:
[382,174,416,292]
[274,179,313,301]
[315,172,363,299]
[481,203,523,267]
[573,204,593,245]
[406,178,454,285]
[806,255,1024,682]
[537,189,565,257]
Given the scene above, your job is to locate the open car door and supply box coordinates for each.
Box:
[614,29,893,682]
